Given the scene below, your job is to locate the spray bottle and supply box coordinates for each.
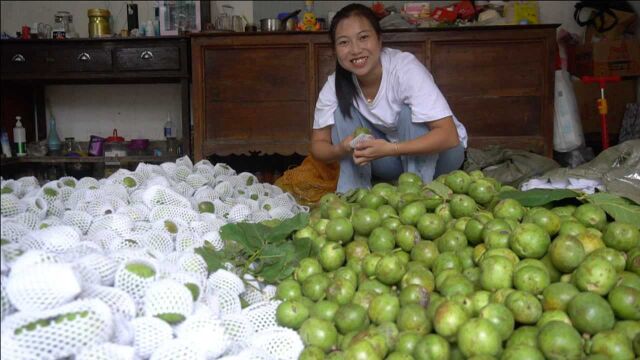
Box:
[13,116,27,156]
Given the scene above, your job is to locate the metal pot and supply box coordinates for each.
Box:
[260,18,280,32]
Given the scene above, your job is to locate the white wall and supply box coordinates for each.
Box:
[2,1,635,142]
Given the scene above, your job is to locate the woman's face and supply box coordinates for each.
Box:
[334,15,382,79]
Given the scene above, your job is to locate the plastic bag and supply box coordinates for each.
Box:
[463,146,560,187]
[274,155,339,206]
[553,69,585,152]
[539,139,640,203]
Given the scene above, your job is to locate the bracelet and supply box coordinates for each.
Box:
[394,143,399,155]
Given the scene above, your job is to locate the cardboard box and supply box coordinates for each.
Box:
[572,78,637,135]
[584,9,637,44]
[575,39,640,77]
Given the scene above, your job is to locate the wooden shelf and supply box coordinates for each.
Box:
[2,155,177,165]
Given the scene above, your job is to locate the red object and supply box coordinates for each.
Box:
[432,7,457,23]
[580,75,621,150]
[21,25,30,39]
[105,129,125,143]
[454,1,476,21]
[371,2,388,19]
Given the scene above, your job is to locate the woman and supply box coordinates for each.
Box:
[310,3,467,193]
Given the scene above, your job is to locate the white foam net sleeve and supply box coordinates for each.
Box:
[62,210,93,235]
[130,316,174,359]
[175,156,194,170]
[6,250,61,275]
[1,221,30,244]
[113,259,158,316]
[173,181,196,198]
[149,205,198,223]
[241,300,280,333]
[208,269,245,296]
[268,207,295,221]
[76,177,100,189]
[248,327,304,360]
[6,262,82,312]
[186,174,208,190]
[1,275,15,321]
[149,338,208,360]
[75,253,119,286]
[142,185,191,209]
[175,230,204,252]
[143,279,193,320]
[75,343,136,360]
[1,194,26,217]
[0,298,113,360]
[80,285,137,321]
[213,289,243,318]
[167,271,205,301]
[175,314,227,358]
[88,214,134,239]
[136,230,173,255]
[23,196,48,219]
[8,212,40,230]
[0,157,313,358]
[220,313,254,352]
[177,253,208,280]
[202,231,225,251]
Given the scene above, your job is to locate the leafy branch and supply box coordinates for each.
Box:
[195,212,311,284]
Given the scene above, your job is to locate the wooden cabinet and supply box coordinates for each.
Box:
[0,37,191,174]
[191,25,557,161]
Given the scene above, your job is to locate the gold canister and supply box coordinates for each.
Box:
[88,8,111,38]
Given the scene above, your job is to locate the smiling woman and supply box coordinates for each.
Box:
[310,3,468,193]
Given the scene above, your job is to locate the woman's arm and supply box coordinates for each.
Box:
[310,126,354,163]
[353,116,459,165]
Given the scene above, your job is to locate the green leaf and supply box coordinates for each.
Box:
[498,189,579,207]
[424,181,452,200]
[585,193,640,227]
[264,213,310,244]
[194,244,225,274]
[292,237,312,260]
[220,222,270,252]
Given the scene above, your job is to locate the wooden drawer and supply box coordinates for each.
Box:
[0,46,46,73]
[114,46,180,71]
[47,47,112,72]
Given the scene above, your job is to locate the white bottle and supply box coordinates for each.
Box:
[164,112,176,138]
[13,116,27,156]
[145,20,155,37]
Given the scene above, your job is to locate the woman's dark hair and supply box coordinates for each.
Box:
[329,3,382,119]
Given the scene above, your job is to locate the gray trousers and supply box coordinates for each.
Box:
[331,105,465,193]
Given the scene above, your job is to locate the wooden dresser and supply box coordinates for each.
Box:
[191,25,557,161]
[1,36,191,161]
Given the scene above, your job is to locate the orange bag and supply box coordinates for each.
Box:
[275,155,339,205]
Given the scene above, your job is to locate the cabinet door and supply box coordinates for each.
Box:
[203,45,309,154]
[430,39,545,137]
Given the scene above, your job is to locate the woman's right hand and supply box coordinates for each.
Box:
[338,134,355,156]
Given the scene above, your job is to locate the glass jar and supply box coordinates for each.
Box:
[64,137,75,154]
[53,11,76,39]
[88,8,111,38]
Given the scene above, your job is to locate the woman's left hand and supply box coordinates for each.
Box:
[353,139,396,166]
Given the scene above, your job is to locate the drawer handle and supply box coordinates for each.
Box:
[140,51,154,60]
[11,54,25,63]
[77,52,91,61]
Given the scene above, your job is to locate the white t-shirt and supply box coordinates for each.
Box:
[314,47,468,147]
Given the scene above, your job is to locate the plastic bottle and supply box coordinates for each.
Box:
[47,115,62,154]
[13,116,27,156]
[1,131,12,158]
[164,112,176,138]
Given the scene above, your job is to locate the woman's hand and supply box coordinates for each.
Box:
[353,138,396,166]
